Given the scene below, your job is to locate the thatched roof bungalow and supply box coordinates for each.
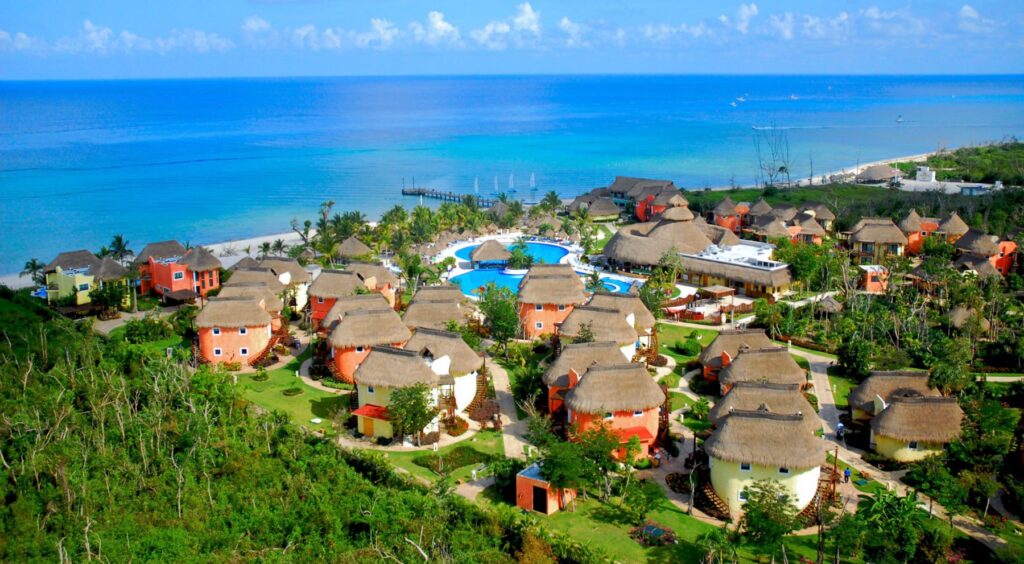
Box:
[847,371,937,421]
[870,397,963,462]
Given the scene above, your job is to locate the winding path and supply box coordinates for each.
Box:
[487,359,530,460]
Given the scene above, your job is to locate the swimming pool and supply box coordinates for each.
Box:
[601,278,638,294]
[454,241,570,264]
[451,269,637,297]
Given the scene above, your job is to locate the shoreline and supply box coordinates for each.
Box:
[0,149,948,290]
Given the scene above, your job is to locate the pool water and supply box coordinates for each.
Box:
[452,269,638,297]
[454,241,570,264]
[601,278,637,294]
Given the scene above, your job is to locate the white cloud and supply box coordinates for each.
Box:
[242,15,271,35]
[641,22,709,43]
[859,6,926,37]
[470,21,512,50]
[353,18,400,49]
[409,11,461,46]
[0,30,44,52]
[155,29,233,54]
[513,3,541,36]
[802,12,849,40]
[720,3,759,34]
[51,20,232,54]
[958,5,995,34]
[471,2,542,49]
[558,17,587,47]
[768,13,794,40]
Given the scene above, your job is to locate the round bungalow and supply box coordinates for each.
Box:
[352,346,440,439]
[870,397,963,462]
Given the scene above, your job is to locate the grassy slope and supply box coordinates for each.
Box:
[107,324,185,355]
[827,367,858,411]
[385,429,505,484]
[237,348,346,433]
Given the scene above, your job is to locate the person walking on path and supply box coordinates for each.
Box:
[844,467,851,483]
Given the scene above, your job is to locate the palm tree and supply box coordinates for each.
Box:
[541,190,561,212]
[397,251,426,293]
[20,258,45,287]
[258,242,272,258]
[108,234,133,264]
[696,525,737,564]
[585,271,603,293]
[271,239,286,256]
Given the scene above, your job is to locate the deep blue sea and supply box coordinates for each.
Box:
[2,75,1023,274]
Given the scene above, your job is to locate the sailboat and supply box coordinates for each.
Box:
[529,173,536,192]
[895,114,905,124]
[508,173,516,193]
[474,177,479,194]
[494,176,499,193]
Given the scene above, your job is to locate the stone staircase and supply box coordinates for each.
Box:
[697,481,732,521]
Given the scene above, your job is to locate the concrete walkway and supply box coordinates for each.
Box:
[455,476,495,501]
[297,357,346,394]
[488,359,530,460]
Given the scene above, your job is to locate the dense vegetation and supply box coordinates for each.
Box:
[0,290,550,561]
[893,141,1024,186]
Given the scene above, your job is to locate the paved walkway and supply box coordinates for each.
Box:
[297,357,346,394]
[488,359,530,460]
[455,476,495,501]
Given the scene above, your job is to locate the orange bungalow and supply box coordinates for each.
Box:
[345,261,400,306]
[955,228,1018,277]
[635,190,688,222]
[898,209,941,255]
[698,329,775,381]
[308,270,365,325]
[516,463,577,515]
[518,264,587,339]
[195,297,273,366]
[543,341,628,415]
[563,363,666,460]
[858,264,889,294]
[711,197,750,233]
[217,283,285,331]
[318,293,392,332]
[327,306,411,383]
[135,241,222,300]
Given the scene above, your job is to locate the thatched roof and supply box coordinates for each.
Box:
[587,292,655,334]
[489,201,510,217]
[954,228,1000,256]
[816,295,844,314]
[93,257,129,281]
[412,285,464,304]
[699,329,775,367]
[564,363,665,413]
[354,346,439,388]
[404,327,483,376]
[329,308,411,348]
[750,218,792,239]
[587,198,621,218]
[713,197,737,216]
[230,256,260,271]
[609,176,675,199]
[217,283,284,312]
[795,214,827,237]
[134,240,185,264]
[518,268,586,305]
[402,300,463,330]
[871,397,963,443]
[346,262,399,287]
[309,270,364,299]
[848,218,909,245]
[653,190,688,207]
[748,197,773,216]
[947,306,991,332]
[954,255,1001,278]
[560,306,638,344]
[543,341,627,387]
[704,409,823,469]
[719,347,806,388]
[605,207,717,266]
[260,257,311,285]
[195,297,272,328]
[770,205,798,222]
[225,268,286,293]
[336,236,372,259]
[856,164,903,182]
[939,212,970,236]
[849,371,937,416]
[710,382,817,433]
[801,202,835,221]
[899,209,923,233]
[470,240,511,262]
[680,255,793,288]
[181,246,222,272]
[45,250,100,274]
[321,294,392,329]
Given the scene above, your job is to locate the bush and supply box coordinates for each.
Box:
[665,472,693,494]
[221,361,242,372]
[491,458,527,503]
[282,387,303,397]
[446,415,470,437]
[412,445,495,473]
[375,436,392,446]
[649,355,668,367]
[469,398,500,423]
[663,439,680,458]
[418,431,440,446]
[803,392,819,413]
[123,316,174,344]
[251,370,269,382]
[634,458,652,470]
[630,520,676,547]
[674,339,702,357]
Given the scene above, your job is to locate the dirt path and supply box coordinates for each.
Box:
[488,359,530,460]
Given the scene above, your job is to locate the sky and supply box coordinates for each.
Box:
[1,1,1022,79]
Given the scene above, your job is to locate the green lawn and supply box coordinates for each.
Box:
[107,325,185,356]
[657,323,718,365]
[792,354,810,370]
[384,429,505,484]
[593,224,615,251]
[827,370,859,410]
[825,453,887,496]
[238,348,346,433]
[779,341,838,359]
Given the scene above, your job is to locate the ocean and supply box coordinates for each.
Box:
[1,74,1023,274]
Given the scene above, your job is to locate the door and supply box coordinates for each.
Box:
[533,486,548,513]
[364,418,374,436]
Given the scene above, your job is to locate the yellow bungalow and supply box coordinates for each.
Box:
[352,346,440,440]
[847,371,938,422]
[44,250,129,307]
[703,409,824,515]
[870,397,963,462]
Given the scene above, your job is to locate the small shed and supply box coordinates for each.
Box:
[858,265,889,294]
[515,463,576,515]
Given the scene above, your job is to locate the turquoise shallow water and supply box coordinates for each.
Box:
[454,242,569,263]
[2,75,1023,272]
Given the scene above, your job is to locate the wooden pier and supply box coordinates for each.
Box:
[401,187,497,208]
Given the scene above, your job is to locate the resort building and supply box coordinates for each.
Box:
[709,382,818,434]
[345,261,400,306]
[327,306,412,383]
[558,306,640,360]
[517,264,588,339]
[319,294,392,331]
[870,397,963,462]
[44,250,129,307]
[581,198,623,222]
[745,200,835,234]
[937,212,970,243]
[842,218,908,264]
[703,409,824,513]
[848,371,938,422]
[195,297,273,366]
[259,257,312,310]
[635,190,688,222]
[307,270,366,325]
[954,228,1018,277]
[947,306,991,334]
[698,329,775,381]
[336,236,373,262]
[468,239,511,268]
[899,209,940,255]
[607,176,677,212]
[542,341,627,415]
[135,241,222,300]
[410,284,465,303]
[716,347,806,395]
[586,291,656,349]
[562,363,666,460]
[858,265,889,294]
[516,463,577,515]
[402,299,464,331]
[352,346,440,439]
[711,197,749,233]
[404,327,484,416]
[217,283,285,331]
[678,242,793,298]
[855,164,903,184]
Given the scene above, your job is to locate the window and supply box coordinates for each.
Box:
[317,296,324,304]
[633,410,644,417]
[355,346,365,353]
[535,304,543,311]
[557,304,566,311]
[77,283,90,291]
[738,490,748,502]
[740,463,751,472]
[535,322,543,330]
[908,441,919,450]
[779,467,790,475]
[239,327,247,335]
[212,327,221,336]
[240,348,249,356]
[213,348,222,357]
[367,385,375,394]
[173,272,184,281]
[603,412,613,420]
